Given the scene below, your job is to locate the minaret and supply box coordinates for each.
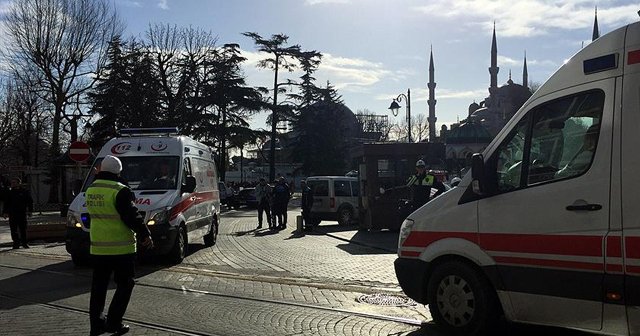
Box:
[592,7,600,41]
[489,22,499,91]
[523,51,528,88]
[427,46,437,142]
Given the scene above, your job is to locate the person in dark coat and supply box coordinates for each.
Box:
[300,180,314,231]
[2,177,33,249]
[272,177,291,230]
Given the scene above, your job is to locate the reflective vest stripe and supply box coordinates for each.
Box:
[89,183,123,190]
[407,175,435,186]
[91,214,121,220]
[91,240,134,247]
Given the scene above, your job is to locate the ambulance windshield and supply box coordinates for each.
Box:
[84,156,181,191]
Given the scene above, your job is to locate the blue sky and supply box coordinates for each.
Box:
[42,1,640,131]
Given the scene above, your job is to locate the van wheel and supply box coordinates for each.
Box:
[204,217,218,247]
[427,261,499,335]
[169,226,187,264]
[337,206,353,226]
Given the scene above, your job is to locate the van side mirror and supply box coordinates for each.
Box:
[182,176,196,194]
[471,153,485,195]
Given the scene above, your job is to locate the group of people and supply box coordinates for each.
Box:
[0,176,34,249]
[254,176,315,231]
[255,176,293,230]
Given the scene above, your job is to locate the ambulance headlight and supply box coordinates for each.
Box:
[147,208,170,226]
[399,219,415,242]
[66,211,82,228]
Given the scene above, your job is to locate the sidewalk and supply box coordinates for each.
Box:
[0,211,66,246]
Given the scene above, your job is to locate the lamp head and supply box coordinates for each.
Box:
[388,100,401,116]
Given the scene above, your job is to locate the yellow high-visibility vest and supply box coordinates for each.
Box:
[406,174,435,187]
[86,179,136,255]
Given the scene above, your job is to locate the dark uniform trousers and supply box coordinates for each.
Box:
[90,254,136,330]
[9,214,28,247]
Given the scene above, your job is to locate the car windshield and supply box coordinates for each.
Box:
[84,156,180,191]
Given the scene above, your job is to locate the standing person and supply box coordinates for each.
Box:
[406,160,446,210]
[254,178,272,229]
[300,180,314,231]
[272,177,291,230]
[87,155,154,336]
[2,177,33,249]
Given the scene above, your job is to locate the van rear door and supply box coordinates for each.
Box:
[477,80,615,331]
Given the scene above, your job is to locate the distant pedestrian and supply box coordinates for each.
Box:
[300,180,314,231]
[87,155,154,336]
[272,176,291,230]
[254,178,272,229]
[2,177,33,249]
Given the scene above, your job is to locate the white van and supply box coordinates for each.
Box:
[65,128,220,264]
[395,22,640,335]
[306,176,359,226]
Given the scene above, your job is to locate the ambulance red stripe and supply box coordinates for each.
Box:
[628,49,640,65]
[169,191,218,220]
[606,236,622,257]
[493,256,603,271]
[625,237,640,259]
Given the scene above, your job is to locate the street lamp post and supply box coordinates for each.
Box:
[388,89,411,143]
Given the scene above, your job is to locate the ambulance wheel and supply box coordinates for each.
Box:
[337,206,353,226]
[204,216,218,247]
[427,260,499,335]
[169,226,187,264]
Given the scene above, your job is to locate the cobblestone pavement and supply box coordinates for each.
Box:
[0,206,436,335]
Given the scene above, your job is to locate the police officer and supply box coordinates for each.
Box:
[87,155,153,336]
[2,177,33,249]
[300,180,314,231]
[406,160,446,209]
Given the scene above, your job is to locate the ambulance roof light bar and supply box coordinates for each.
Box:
[118,127,180,137]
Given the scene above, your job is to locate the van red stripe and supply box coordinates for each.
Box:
[402,231,477,248]
[169,191,218,220]
[493,256,603,271]
[628,50,640,65]
[480,233,602,257]
[606,264,623,273]
[400,251,421,257]
[606,236,622,257]
[627,265,640,274]
[626,237,640,259]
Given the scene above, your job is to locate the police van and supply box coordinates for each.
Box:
[395,21,640,335]
[65,128,220,265]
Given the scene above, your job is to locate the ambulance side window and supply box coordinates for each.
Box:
[182,158,192,186]
[494,119,529,192]
[491,90,604,194]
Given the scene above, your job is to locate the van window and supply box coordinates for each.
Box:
[126,156,181,190]
[334,180,351,197]
[491,90,604,192]
[307,180,328,197]
[350,181,359,197]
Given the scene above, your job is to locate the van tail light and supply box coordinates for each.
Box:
[330,197,335,208]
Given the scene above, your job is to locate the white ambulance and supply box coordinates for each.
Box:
[395,21,640,335]
[65,128,220,264]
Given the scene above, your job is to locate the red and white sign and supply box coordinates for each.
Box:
[69,141,91,162]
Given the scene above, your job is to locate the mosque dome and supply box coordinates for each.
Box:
[468,102,480,115]
[445,121,493,145]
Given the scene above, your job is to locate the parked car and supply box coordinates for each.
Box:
[306,176,359,226]
[236,187,258,208]
[218,182,239,209]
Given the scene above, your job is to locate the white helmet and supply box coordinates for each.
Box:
[415,159,426,167]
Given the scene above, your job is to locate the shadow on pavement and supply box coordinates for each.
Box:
[0,257,160,311]
[335,243,392,255]
[404,320,591,336]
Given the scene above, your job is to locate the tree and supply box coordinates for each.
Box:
[3,0,123,202]
[194,43,264,180]
[144,24,218,132]
[88,37,163,148]
[243,32,302,181]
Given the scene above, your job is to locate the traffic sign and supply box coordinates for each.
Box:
[68,141,91,162]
